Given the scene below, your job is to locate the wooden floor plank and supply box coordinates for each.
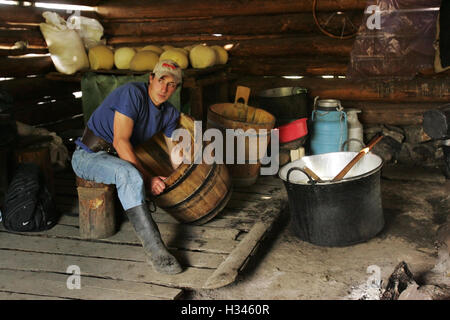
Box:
[0,249,212,289]
[0,291,68,300]
[0,232,226,269]
[0,269,182,300]
[57,215,240,241]
[0,224,238,254]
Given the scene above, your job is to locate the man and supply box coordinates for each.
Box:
[72,59,183,274]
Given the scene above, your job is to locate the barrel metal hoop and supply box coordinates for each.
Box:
[161,163,198,194]
[158,162,218,211]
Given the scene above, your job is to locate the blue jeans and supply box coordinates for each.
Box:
[71,147,146,211]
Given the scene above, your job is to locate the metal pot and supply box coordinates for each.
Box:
[256,87,309,127]
[278,152,384,247]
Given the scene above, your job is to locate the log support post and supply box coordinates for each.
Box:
[76,176,117,239]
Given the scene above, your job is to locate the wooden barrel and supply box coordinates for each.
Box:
[207,101,275,187]
[135,113,232,225]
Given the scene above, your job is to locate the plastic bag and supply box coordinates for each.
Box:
[39,11,89,75]
[67,14,106,49]
[347,0,441,80]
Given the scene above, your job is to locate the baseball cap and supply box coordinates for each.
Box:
[152,59,182,85]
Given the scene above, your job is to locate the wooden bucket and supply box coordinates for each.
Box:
[135,113,232,225]
[207,86,276,186]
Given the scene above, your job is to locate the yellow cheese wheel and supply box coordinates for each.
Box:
[139,45,164,55]
[129,50,160,71]
[162,45,175,51]
[211,45,228,64]
[160,49,189,69]
[114,47,136,69]
[88,45,114,70]
[189,45,216,68]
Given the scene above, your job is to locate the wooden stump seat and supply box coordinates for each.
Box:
[75,176,117,239]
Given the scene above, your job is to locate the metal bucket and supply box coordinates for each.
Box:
[256,87,309,127]
[278,152,384,247]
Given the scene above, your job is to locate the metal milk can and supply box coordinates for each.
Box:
[345,108,364,152]
[310,98,348,155]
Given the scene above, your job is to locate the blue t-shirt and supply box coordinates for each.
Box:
[76,82,180,152]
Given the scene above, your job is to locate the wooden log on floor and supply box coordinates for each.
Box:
[97,0,367,19]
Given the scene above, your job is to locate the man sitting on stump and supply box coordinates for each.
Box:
[72,60,183,274]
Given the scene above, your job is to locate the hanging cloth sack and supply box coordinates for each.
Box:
[39,11,89,75]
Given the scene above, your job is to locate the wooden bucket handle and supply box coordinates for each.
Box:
[234,86,250,107]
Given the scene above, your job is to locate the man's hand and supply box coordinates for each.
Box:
[149,176,167,196]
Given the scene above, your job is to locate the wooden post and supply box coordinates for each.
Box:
[76,177,117,239]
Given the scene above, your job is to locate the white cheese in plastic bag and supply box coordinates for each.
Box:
[39,11,89,75]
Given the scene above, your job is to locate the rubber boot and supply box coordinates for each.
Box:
[125,204,182,274]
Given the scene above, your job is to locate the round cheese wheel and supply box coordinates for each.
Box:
[189,45,216,69]
[162,45,175,51]
[211,45,228,64]
[139,45,164,55]
[160,49,189,69]
[114,47,136,69]
[129,50,160,71]
[88,45,114,70]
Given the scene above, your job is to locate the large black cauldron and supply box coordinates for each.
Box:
[279,152,384,247]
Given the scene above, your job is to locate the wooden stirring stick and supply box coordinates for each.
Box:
[331,135,384,182]
[302,166,323,182]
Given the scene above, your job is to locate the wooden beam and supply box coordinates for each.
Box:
[1,77,80,102]
[97,0,367,19]
[13,97,83,126]
[0,55,54,77]
[236,76,450,103]
[0,48,48,57]
[341,101,447,125]
[0,4,99,26]
[102,11,363,36]
[25,0,100,6]
[229,56,349,76]
[0,28,46,49]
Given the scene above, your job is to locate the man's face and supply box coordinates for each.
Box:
[148,74,178,107]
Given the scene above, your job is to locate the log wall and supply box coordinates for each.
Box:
[1,0,449,132]
[97,0,449,126]
[0,1,97,135]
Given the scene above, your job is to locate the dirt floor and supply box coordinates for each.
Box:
[185,165,450,300]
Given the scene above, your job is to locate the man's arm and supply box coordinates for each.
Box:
[113,111,165,195]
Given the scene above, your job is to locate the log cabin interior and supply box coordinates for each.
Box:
[0,0,449,301]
